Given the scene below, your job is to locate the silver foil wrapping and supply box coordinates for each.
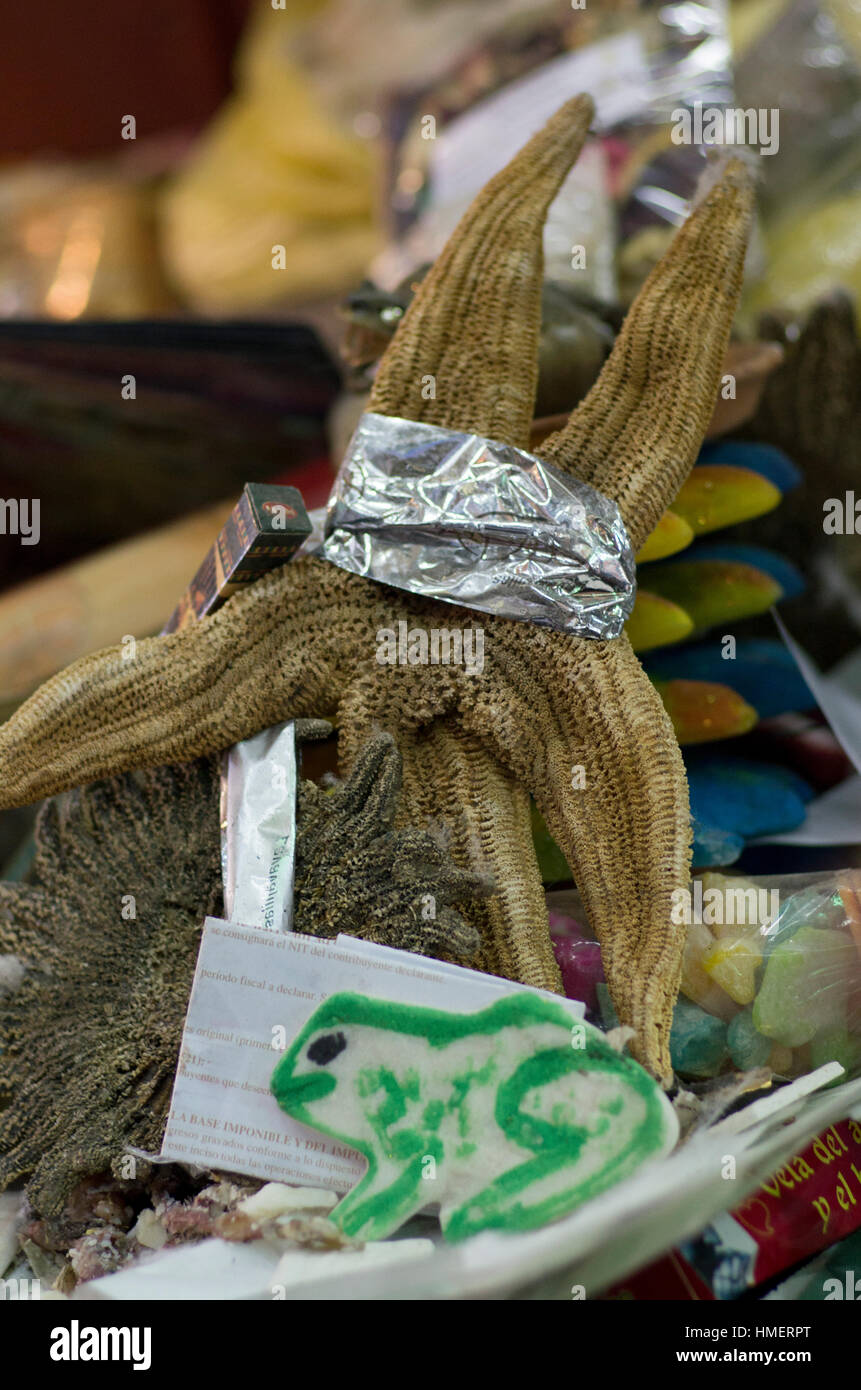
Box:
[220,719,298,932]
[322,412,635,638]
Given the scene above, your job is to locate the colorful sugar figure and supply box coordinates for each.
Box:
[271,991,677,1242]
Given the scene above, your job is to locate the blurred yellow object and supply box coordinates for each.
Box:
[0,498,235,720]
[625,591,694,652]
[746,193,861,315]
[826,0,861,66]
[728,0,791,58]
[160,3,381,310]
[0,164,175,319]
[681,920,740,1022]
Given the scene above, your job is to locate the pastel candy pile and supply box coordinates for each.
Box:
[727,1008,772,1070]
[702,934,763,1006]
[669,997,729,1079]
[589,873,861,1082]
[271,991,678,1243]
[677,877,861,1079]
[753,928,856,1048]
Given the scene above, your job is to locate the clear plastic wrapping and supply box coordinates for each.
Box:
[219,720,298,933]
[374,0,734,298]
[551,869,861,1083]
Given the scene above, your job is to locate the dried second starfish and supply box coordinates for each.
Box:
[295,730,490,959]
[0,729,486,1215]
[0,98,753,1081]
[0,759,223,1217]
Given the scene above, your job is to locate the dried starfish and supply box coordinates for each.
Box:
[295,730,490,959]
[0,98,753,1081]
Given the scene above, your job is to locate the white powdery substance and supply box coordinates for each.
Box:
[0,955,25,995]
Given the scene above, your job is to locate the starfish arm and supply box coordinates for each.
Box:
[334,655,559,988]
[397,720,561,991]
[369,94,594,446]
[454,623,687,1083]
[0,557,368,808]
[533,638,687,1084]
[539,161,755,550]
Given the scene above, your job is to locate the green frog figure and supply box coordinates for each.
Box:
[271,991,677,1242]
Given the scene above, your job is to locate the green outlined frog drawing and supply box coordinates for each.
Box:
[271,992,677,1242]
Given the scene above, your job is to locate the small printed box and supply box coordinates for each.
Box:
[163,483,311,634]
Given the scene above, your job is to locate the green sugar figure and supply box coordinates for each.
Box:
[271,991,677,1242]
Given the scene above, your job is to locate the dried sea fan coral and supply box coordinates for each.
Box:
[0,731,486,1215]
[0,759,222,1218]
[295,731,489,959]
[0,98,754,1081]
[750,292,861,478]
[735,293,861,666]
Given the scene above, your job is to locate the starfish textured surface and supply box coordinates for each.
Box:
[294,729,491,958]
[0,98,753,1081]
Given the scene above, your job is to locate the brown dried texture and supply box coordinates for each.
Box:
[0,98,754,1081]
[0,729,486,1215]
[750,293,861,475]
[733,294,861,668]
[294,731,491,960]
[0,759,223,1218]
[392,721,555,986]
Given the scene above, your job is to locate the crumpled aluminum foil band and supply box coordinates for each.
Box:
[321,412,636,638]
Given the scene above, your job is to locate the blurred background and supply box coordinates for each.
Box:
[1,0,861,876]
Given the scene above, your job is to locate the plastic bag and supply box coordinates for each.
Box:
[375,0,734,301]
[550,869,861,1083]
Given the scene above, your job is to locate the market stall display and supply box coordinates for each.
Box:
[1,0,860,1318]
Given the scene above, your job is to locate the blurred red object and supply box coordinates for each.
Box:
[1,0,255,160]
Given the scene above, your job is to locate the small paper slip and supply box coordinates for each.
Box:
[161,921,585,1190]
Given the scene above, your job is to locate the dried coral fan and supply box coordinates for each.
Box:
[751,293,861,477]
[295,731,489,958]
[737,293,861,667]
[0,99,754,1080]
[0,732,486,1215]
[0,760,222,1218]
